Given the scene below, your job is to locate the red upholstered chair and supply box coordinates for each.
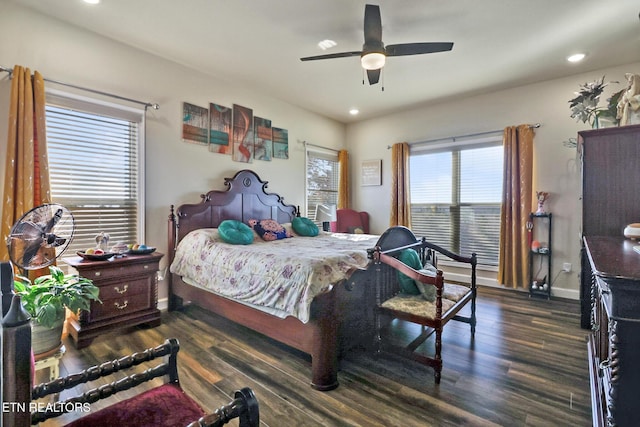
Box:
[331,208,370,234]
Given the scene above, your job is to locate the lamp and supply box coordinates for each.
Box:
[360,52,386,70]
[316,204,337,232]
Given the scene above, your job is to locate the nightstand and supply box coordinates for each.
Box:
[63,252,163,349]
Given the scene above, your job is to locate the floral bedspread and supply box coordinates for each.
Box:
[169,228,379,323]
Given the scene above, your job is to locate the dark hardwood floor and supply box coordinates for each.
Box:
[40,287,592,427]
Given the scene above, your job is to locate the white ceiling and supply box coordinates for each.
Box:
[12,0,640,123]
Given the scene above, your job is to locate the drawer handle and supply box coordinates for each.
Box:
[114,285,128,294]
[94,271,101,277]
[144,265,149,269]
[114,300,128,310]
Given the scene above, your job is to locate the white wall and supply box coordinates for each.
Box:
[0,3,346,303]
[346,61,640,299]
[3,2,638,302]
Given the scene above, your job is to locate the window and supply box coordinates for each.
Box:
[409,135,503,266]
[306,149,339,224]
[45,91,144,255]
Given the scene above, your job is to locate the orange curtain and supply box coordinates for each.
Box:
[337,149,349,209]
[1,65,51,264]
[498,125,534,288]
[389,142,411,227]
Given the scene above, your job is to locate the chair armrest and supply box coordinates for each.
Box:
[186,387,260,427]
[378,253,443,288]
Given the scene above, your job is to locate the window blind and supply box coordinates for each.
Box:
[306,150,339,223]
[45,102,141,254]
[410,138,503,266]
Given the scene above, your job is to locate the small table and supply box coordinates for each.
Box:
[63,253,163,349]
[34,345,66,400]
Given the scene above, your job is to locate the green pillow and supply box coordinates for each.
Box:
[218,220,254,245]
[292,217,319,237]
[396,249,422,295]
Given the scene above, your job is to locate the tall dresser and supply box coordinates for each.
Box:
[579,124,640,427]
[583,237,640,427]
[579,124,640,327]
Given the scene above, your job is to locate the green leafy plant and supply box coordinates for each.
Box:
[13,266,101,328]
[568,75,623,126]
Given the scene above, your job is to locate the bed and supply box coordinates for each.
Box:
[167,169,455,391]
[168,169,384,390]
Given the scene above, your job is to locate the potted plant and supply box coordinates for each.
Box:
[569,75,624,128]
[13,266,101,354]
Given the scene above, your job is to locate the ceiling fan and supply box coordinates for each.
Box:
[300,4,454,85]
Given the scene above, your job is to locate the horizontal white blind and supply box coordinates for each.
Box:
[46,104,140,254]
[306,151,339,223]
[410,143,503,265]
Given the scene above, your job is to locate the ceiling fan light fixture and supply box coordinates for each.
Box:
[361,52,385,70]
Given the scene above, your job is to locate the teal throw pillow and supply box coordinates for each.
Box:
[292,217,319,237]
[218,220,254,245]
[396,249,422,295]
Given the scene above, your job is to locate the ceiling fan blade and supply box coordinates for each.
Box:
[386,42,454,56]
[364,4,382,45]
[300,51,362,61]
[367,69,381,85]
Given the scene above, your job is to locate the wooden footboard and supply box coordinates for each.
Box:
[170,274,341,390]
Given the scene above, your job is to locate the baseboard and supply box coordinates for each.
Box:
[444,271,580,300]
[158,298,169,312]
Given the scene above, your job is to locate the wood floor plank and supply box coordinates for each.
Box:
[38,286,592,427]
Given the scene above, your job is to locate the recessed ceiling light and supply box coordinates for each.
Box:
[318,40,337,51]
[567,53,586,63]
[349,109,359,115]
[83,0,100,4]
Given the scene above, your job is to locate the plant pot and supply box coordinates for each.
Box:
[31,317,64,355]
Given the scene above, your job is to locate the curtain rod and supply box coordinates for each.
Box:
[0,65,159,110]
[387,123,541,148]
[300,140,340,153]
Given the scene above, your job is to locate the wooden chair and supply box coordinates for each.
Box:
[369,227,477,383]
[1,263,259,427]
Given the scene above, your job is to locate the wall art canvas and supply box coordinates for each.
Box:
[272,127,289,159]
[232,104,254,163]
[361,159,382,186]
[254,116,272,161]
[209,103,232,154]
[182,102,208,145]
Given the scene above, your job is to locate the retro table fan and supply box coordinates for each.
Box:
[6,203,75,271]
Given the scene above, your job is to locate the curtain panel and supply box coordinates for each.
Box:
[389,142,411,227]
[338,149,349,209]
[498,125,534,288]
[1,65,51,263]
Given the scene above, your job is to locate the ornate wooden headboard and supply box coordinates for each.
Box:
[169,169,297,248]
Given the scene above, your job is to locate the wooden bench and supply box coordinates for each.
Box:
[369,226,477,383]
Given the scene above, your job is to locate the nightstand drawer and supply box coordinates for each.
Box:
[89,292,151,323]
[98,277,150,300]
[83,260,158,282]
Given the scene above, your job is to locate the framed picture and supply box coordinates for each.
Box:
[232,104,254,163]
[209,103,232,154]
[254,116,272,161]
[272,127,289,159]
[361,159,382,186]
[182,102,208,145]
